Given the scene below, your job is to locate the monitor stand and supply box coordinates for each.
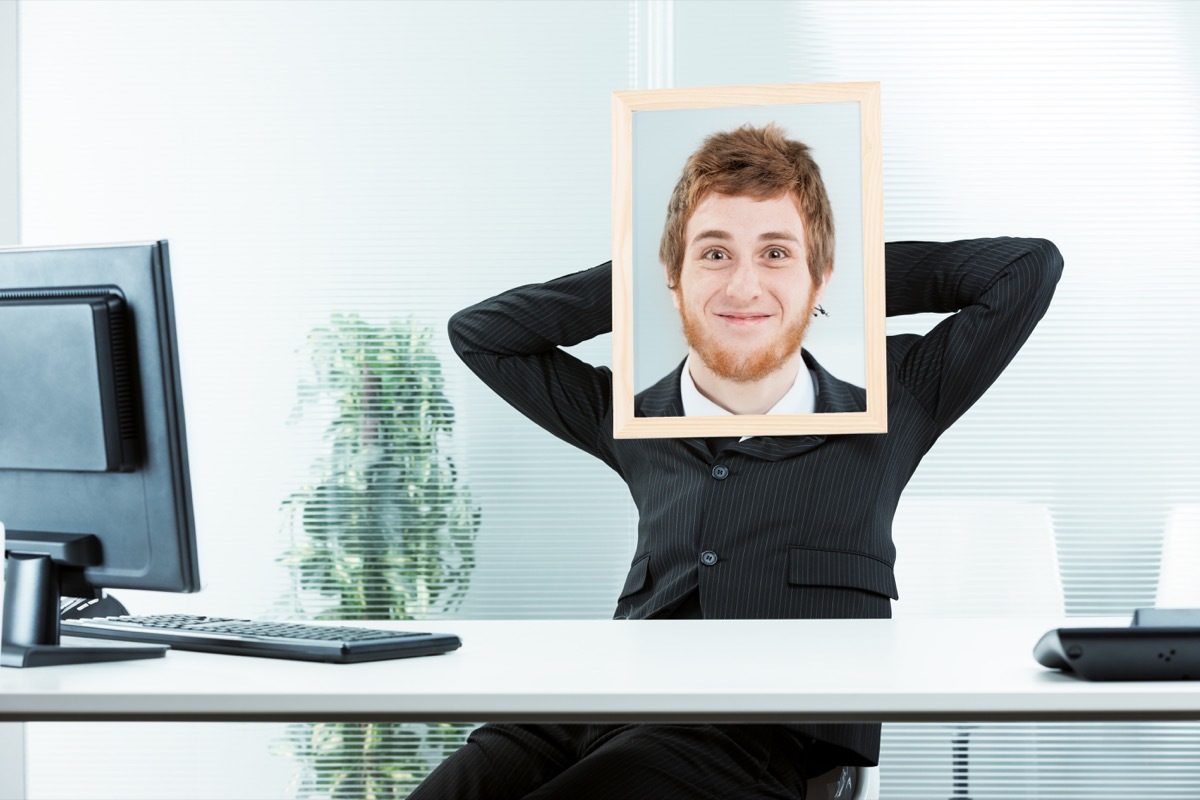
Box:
[2,531,166,668]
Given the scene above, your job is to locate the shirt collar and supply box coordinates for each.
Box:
[679,352,817,439]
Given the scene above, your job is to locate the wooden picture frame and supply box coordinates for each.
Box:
[611,82,885,439]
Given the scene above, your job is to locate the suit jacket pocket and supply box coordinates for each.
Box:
[618,552,651,600]
[787,546,898,600]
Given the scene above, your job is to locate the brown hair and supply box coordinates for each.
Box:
[659,122,834,289]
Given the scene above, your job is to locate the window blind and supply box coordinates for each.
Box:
[775,1,1200,795]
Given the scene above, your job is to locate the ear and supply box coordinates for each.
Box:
[664,264,681,311]
[814,265,833,304]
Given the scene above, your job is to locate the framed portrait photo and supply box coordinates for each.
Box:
[611,82,885,439]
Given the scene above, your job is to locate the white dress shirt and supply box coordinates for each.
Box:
[678,352,818,440]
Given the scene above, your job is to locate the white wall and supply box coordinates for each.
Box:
[1,5,23,799]
[1,0,15,244]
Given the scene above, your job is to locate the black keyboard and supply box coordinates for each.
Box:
[61,614,462,663]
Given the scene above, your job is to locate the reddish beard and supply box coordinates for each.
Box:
[678,292,817,383]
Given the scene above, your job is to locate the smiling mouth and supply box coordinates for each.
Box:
[717,313,772,324]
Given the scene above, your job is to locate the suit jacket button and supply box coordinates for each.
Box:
[700,550,719,566]
[711,464,730,480]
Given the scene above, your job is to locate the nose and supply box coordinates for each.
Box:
[725,260,761,302]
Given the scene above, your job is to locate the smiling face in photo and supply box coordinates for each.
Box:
[671,191,828,383]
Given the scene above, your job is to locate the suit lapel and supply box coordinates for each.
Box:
[808,350,866,416]
[634,359,686,418]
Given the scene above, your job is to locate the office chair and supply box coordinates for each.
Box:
[888,496,1062,798]
[806,764,880,799]
[891,497,1062,619]
[1160,505,1200,608]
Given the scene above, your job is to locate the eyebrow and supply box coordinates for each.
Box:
[690,230,801,246]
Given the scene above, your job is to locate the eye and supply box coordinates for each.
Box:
[701,249,729,262]
[764,247,789,260]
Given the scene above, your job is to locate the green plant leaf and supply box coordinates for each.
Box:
[278,314,481,792]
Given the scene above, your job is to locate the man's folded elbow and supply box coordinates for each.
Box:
[447,309,472,359]
[1025,238,1065,281]
[1006,238,1064,304]
[1022,240,1064,324]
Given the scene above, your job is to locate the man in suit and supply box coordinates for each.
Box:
[410,123,1063,799]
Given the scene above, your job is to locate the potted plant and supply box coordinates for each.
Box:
[277,313,479,798]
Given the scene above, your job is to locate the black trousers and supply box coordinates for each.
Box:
[407,722,809,800]
[410,585,822,799]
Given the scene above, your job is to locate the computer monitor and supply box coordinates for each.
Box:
[0,241,199,667]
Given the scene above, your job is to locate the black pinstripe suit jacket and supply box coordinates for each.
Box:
[448,237,1063,765]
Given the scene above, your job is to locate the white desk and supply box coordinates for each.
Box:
[3,618,1199,724]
